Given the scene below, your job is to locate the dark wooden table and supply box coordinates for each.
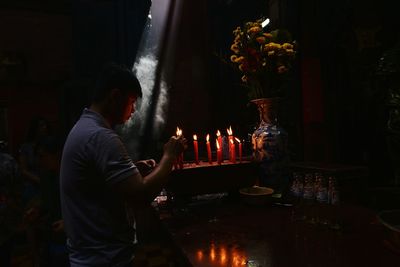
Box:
[157,195,400,267]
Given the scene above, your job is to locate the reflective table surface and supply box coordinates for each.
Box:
[157,194,400,267]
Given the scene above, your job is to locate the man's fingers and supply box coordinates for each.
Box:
[147,159,156,167]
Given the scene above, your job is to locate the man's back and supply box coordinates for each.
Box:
[60,108,139,266]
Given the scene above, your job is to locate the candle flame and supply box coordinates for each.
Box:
[235,137,241,143]
[216,130,221,137]
[216,139,220,149]
[193,134,197,141]
[227,126,233,136]
[176,127,182,137]
[206,134,210,142]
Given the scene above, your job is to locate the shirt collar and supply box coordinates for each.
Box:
[81,108,112,129]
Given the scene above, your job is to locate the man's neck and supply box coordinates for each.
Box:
[89,104,113,128]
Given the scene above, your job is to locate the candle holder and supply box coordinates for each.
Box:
[167,160,257,197]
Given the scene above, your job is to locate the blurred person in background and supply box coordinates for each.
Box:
[0,139,23,267]
[18,116,50,204]
[30,135,69,266]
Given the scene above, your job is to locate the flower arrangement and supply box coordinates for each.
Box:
[230,18,297,100]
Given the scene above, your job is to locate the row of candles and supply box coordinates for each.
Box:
[175,126,243,169]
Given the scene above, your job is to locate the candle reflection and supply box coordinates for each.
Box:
[194,243,247,266]
[220,246,227,265]
[196,250,203,261]
[210,244,216,262]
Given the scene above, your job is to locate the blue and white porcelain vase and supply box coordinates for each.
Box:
[251,98,290,194]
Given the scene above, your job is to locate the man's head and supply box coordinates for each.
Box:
[90,63,143,125]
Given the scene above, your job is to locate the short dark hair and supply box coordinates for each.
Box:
[90,62,142,103]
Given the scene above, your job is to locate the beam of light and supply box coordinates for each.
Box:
[118,0,182,160]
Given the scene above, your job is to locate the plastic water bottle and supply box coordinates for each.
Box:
[328,176,341,230]
[290,172,304,221]
[315,172,329,225]
[303,173,315,223]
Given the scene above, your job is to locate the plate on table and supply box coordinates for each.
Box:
[239,186,274,205]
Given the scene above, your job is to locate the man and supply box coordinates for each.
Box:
[60,63,186,267]
[35,135,68,266]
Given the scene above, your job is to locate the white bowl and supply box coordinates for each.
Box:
[239,186,274,205]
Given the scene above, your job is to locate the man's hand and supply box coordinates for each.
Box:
[135,159,157,176]
[164,135,187,159]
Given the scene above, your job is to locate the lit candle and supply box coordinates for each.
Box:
[206,134,212,164]
[176,127,183,169]
[216,130,222,151]
[235,137,242,162]
[193,134,199,165]
[230,138,236,163]
[226,126,233,162]
[216,139,222,164]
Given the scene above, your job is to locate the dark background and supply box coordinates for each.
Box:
[1,0,399,187]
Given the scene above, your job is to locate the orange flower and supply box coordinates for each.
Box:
[230,44,240,54]
[263,33,273,38]
[248,26,262,34]
[235,56,245,63]
[230,55,238,62]
[256,37,266,44]
[277,65,287,73]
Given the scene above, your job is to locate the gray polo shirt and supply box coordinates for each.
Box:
[60,108,139,266]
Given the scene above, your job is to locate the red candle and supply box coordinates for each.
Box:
[206,134,212,164]
[235,137,242,162]
[193,134,199,165]
[230,139,236,163]
[216,139,222,164]
[216,130,222,150]
[227,126,233,161]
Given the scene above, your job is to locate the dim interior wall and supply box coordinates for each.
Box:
[0,8,71,157]
[0,8,72,83]
[0,87,61,157]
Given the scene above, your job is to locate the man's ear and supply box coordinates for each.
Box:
[109,88,121,104]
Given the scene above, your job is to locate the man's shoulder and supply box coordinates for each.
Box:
[71,117,115,139]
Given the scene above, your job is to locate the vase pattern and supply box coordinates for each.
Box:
[251,98,290,193]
